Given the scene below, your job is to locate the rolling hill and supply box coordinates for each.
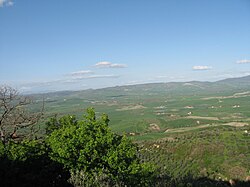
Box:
[31,75,250,182]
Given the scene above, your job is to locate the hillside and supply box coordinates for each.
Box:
[31,75,250,133]
[217,75,250,84]
[27,75,250,183]
[34,75,250,99]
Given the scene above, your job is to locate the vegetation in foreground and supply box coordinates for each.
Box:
[0,109,250,186]
[1,82,250,186]
[0,108,157,187]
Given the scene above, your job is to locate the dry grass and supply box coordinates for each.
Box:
[185,116,219,120]
[116,104,146,111]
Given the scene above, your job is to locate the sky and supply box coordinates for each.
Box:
[0,0,250,93]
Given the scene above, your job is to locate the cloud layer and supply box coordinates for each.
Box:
[0,0,13,7]
[236,59,250,64]
[192,66,212,70]
[68,70,93,76]
[67,69,119,80]
[95,61,127,68]
[72,74,119,80]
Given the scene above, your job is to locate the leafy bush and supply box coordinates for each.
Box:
[47,108,156,186]
[5,140,45,161]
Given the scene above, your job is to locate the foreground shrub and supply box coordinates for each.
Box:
[47,108,156,186]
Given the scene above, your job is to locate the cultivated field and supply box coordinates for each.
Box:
[32,77,250,181]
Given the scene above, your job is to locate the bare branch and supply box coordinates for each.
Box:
[0,85,44,144]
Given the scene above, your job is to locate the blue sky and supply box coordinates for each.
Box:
[0,0,250,93]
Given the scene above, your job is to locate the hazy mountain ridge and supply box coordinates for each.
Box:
[34,75,250,99]
[216,75,250,83]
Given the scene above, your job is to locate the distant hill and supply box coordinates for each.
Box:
[32,75,250,99]
[215,75,250,90]
[216,75,250,84]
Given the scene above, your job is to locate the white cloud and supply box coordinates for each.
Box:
[73,74,120,80]
[95,61,111,67]
[0,0,13,7]
[68,69,120,79]
[156,75,170,79]
[156,75,186,80]
[110,63,127,68]
[192,66,212,70]
[124,80,147,85]
[236,59,250,64]
[61,79,80,84]
[68,70,93,76]
[95,61,127,68]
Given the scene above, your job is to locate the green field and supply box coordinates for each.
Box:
[32,76,250,181]
[35,79,250,135]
